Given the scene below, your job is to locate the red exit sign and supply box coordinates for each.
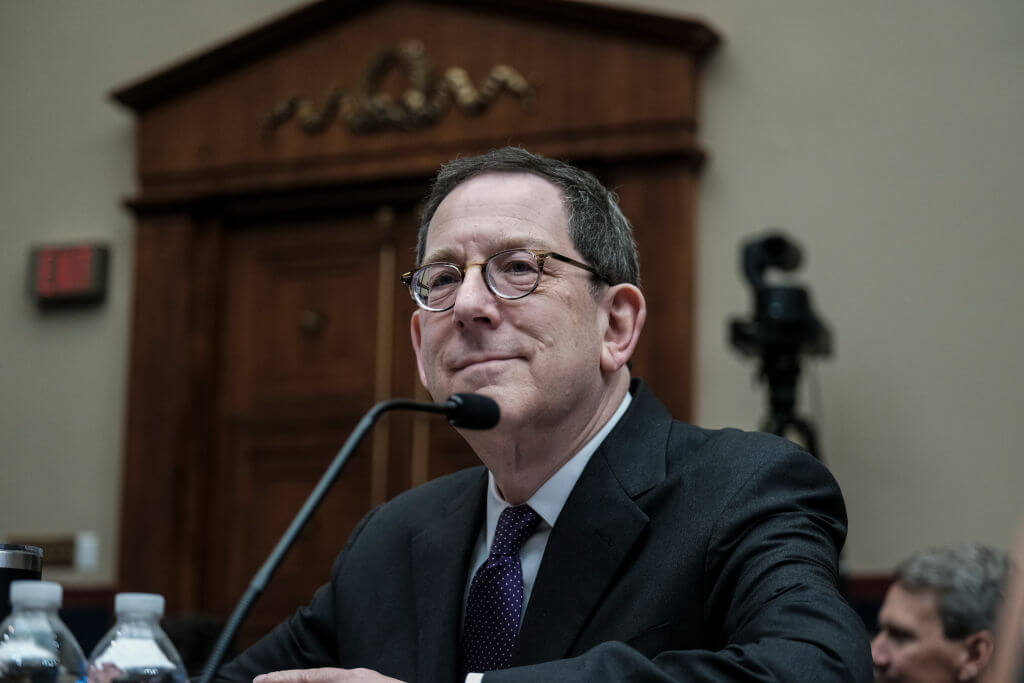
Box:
[30,243,109,306]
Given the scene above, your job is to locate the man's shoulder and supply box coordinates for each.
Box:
[674,422,812,463]
[394,464,486,503]
[365,464,486,530]
[663,419,845,526]
[627,378,816,469]
[668,419,834,494]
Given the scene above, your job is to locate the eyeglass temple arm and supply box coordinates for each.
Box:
[544,252,609,283]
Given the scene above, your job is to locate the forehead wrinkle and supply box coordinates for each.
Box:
[420,232,554,266]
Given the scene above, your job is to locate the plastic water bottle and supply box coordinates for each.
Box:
[0,580,88,683]
[87,593,186,683]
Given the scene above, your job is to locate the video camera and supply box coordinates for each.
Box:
[729,231,832,456]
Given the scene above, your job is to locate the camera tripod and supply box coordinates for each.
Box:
[759,349,821,460]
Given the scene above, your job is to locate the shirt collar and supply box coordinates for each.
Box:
[484,390,632,540]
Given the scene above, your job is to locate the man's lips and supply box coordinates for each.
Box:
[451,354,521,371]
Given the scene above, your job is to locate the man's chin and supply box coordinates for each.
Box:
[445,371,510,400]
[449,383,502,406]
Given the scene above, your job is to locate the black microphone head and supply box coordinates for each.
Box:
[446,393,500,430]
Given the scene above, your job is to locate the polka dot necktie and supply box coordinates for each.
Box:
[462,504,542,674]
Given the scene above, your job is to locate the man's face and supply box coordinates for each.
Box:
[410,172,608,433]
[871,582,970,682]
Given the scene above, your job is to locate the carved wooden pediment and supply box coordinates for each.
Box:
[113,0,718,199]
[263,40,535,136]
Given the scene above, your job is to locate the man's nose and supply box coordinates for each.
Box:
[870,634,890,667]
[452,265,499,326]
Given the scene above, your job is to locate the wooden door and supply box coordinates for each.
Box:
[207,201,477,643]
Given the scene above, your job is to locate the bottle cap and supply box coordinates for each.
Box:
[9,580,62,607]
[115,592,165,616]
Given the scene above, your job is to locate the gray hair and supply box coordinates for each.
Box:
[894,543,1011,639]
[417,147,641,289]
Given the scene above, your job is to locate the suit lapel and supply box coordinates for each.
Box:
[411,469,487,682]
[512,453,649,665]
[512,380,672,665]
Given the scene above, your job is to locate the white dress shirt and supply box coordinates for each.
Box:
[464,391,632,682]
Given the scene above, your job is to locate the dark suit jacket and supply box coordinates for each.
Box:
[218,379,873,682]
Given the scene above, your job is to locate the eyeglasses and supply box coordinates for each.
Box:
[400,248,606,312]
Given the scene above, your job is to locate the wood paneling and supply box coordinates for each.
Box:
[219,219,383,419]
[218,423,374,643]
[120,213,221,608]
[603,159,699,419]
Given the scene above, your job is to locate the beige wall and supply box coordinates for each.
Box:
[0,0,1020,585]
[0,0,307,586]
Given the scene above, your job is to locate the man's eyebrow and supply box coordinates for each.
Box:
[421,247,461,265]
[878,619,917,639]
[887,625,917,640]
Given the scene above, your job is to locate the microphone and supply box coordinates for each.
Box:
[199,393,499,683]
[445,392,500,429]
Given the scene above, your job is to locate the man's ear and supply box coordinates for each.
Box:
[410,310,429,388]
[957,629,994,681]
[599,283,647,374]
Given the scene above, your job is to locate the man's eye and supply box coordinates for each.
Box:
[886,628,914,645]
[500,259,538,275]
[424,269,460,288]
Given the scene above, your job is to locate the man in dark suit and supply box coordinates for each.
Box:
[218,147,872,682]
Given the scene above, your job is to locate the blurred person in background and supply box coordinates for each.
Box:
[871,543,1010,683]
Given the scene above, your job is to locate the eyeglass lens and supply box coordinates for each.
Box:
[413,249,542,310]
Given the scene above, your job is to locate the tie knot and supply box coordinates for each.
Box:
[490,505,541,559]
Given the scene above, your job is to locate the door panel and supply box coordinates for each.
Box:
[214,210,404,643]
[221,220,382,420]
[221,421,372,645]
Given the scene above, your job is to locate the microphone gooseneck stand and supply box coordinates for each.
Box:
[199,394,499,683]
